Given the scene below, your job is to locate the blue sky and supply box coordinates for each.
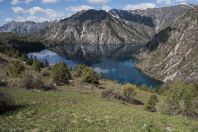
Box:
[0,0,197,25]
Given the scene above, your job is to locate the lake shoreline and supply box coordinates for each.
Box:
[28,49,163,88]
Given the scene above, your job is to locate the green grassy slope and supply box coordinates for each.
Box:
[0,87,198,132]
[0,50,198,131]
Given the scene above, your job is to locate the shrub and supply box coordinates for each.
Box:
[74,64,87,77]
[32,60,42,72]
[21,72,55,91]
[101,89,122,100]
[81,67,99,84]
[34,74,45,88]
[101,89,114,98]
[0,75,7,87]
[160,81,198,118]
[26,59,33,65]
[154,87,164,95]
[122,83,137,101]
[3,48,21,58]
[140,84,149,91]
[74,64,99,84]
[21,53,28,62]
[145,95,158,112]
[9,61,25,77]
[21,73,34,89]
[51,63,71,85]
[0,92,15,114]
[98,72,106,79]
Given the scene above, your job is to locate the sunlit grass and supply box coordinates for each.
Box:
[0,87,198,131]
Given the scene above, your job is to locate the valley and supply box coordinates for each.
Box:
[0,3,198,131]
[0,4,196,83]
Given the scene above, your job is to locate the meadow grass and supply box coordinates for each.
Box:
[0,87,198,132]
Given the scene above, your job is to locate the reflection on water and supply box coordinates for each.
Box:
[28,50,76,68]
[28,49,162,88]
[92,59,162,87]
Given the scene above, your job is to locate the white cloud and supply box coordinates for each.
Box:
[10,6,67,23]
[28,7,66,19]
[66,5,94,12]
[175,0,186,3]
[0,0,4,2]
[28,7,46,15]
[124,3,156,10]
[11,0,34,5]
[11,0,20,5]
[155,0,187,5]
[87,0,111,5]
[5,18,14,22]
[24,0,34,4]
[156,0,172,5]
[12,7,26,14]
[42,0,58,4]
[102,5,112,12]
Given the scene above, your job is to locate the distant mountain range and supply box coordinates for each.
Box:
[0,21,57,34]
[0,4,197,83]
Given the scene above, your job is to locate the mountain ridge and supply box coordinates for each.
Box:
[0,20,57,34]
[136,7,198,83]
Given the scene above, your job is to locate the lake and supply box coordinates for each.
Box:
[28,49,162,88]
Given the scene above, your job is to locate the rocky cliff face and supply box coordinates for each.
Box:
[109,4,193,32]
[40,9,154,45]
[108,9,155,28]
[0,21,55,34]
[38,9,155,60]
[136,7,198,83]
[132,4,193,32]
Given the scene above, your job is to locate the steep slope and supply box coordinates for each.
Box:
[38,9,154,60]
[109,4,193,32]
[136,7,198,83]
[108,9,155,28]
[0,32,45,53]
[40,9,153,45]
[0,21,55,34]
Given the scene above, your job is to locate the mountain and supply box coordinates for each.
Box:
[0,5,194,62]
[109,4,193,32]
[108,9,155,28]
[0,21,55,34]
[37,9,154,60]
[36,5,193,61]
[40,9,154,44]
[136,7,198,83]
